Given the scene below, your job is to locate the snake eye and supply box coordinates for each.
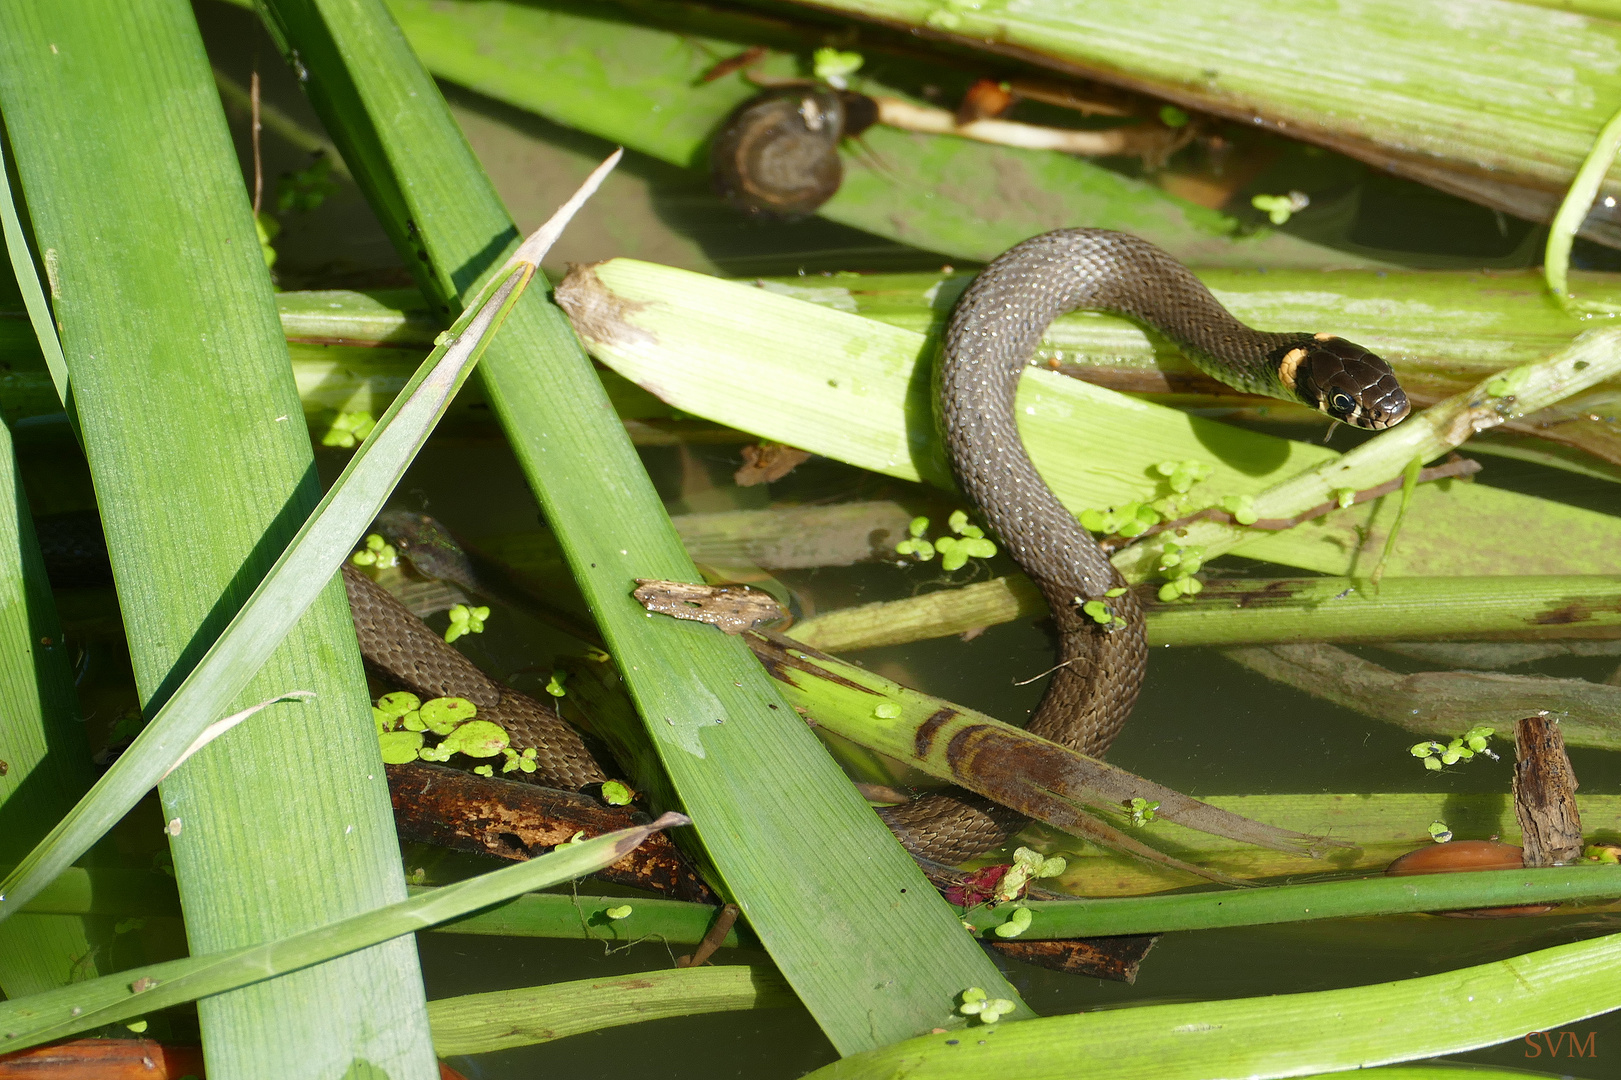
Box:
[1328,391,1356,418]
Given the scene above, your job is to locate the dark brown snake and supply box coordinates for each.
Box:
[41,230,1409,866]
[879,229,1409,862]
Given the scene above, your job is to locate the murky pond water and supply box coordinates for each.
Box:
[44,4,1621,1076]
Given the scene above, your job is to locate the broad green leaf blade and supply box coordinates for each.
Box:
[257,0,1030,1050]
[804,931,1621,1080]
[0,421,96,996]
[0,0,440,1072]
[0,816,683,1054]
[560,258,1621,579]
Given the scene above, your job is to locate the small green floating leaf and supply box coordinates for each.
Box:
[992,907,1033,939]
[419,696,476,735]
[604,904,634,920]
[444,603,490,643]
[908,515,930,538]
[378,730,424,764]
[1428,821,1453,843]
[601,779,633,805]
[376,692,421,718]
[440,720,510,759]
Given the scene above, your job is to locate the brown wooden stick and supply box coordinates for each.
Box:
[676,903,741,968]
[1514,714,1584,867]
[387,762,715,902]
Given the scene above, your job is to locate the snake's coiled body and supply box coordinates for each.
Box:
[881,229,1408,862]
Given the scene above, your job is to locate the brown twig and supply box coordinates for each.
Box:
[676,903,740,967]
[1101,455,1481,553]
[1514,714,1584,867]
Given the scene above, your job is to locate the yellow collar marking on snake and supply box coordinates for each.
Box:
[1277,345,1308,392]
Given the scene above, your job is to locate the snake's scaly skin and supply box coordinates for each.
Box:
[343,564,606,792]
[881,229,1406,862]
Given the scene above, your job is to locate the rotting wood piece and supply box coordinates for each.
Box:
[387,762,715,902]
[1514,714,1584,867]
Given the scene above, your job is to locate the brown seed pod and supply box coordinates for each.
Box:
[711,87,877,218]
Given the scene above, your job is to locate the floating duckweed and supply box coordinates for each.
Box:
[1157,576,1204,602]
[473,764,494,777]
[1153,458,1213,493]
[1128,797,1160,826]
[958,986,1016,1024]
[875,702,902,719]
[545,671,569,698]
[995,846,1068,902]
[992,906,1033,939]
[378,730,424,764]
[936,536,969,571]
[1105,586,1128,598]
[899,514,993,567]
[1081,598,1116,625]
[604,904,634,920]
[502,747,539,774]
[1250,191,1309,226]
[1159,104,1189,128]
[1155,540,1206,602]
[419,696,476,735]
[441,719,510,759]
[1428,821,1453,843]
[1334,488,1358,509]
[812,47,863,88]
[896,537,937,561]
[351,533,399,569]
[377,692,421,717]
[1080,501,1160,536]
[601,779,634,805]
[445,603,490,644]
[1220,494,1260,525]
[322,410,376,449]
[1412,726,1496,772]
[373,707,394,734]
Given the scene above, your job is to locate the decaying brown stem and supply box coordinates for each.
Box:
[1514,715,1584,867]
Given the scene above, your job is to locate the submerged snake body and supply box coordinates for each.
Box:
[881,229,1409,862]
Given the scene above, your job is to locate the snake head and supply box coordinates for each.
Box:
[1278,334,1410,430]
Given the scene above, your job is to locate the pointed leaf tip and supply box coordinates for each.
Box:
[507,147,623,270]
